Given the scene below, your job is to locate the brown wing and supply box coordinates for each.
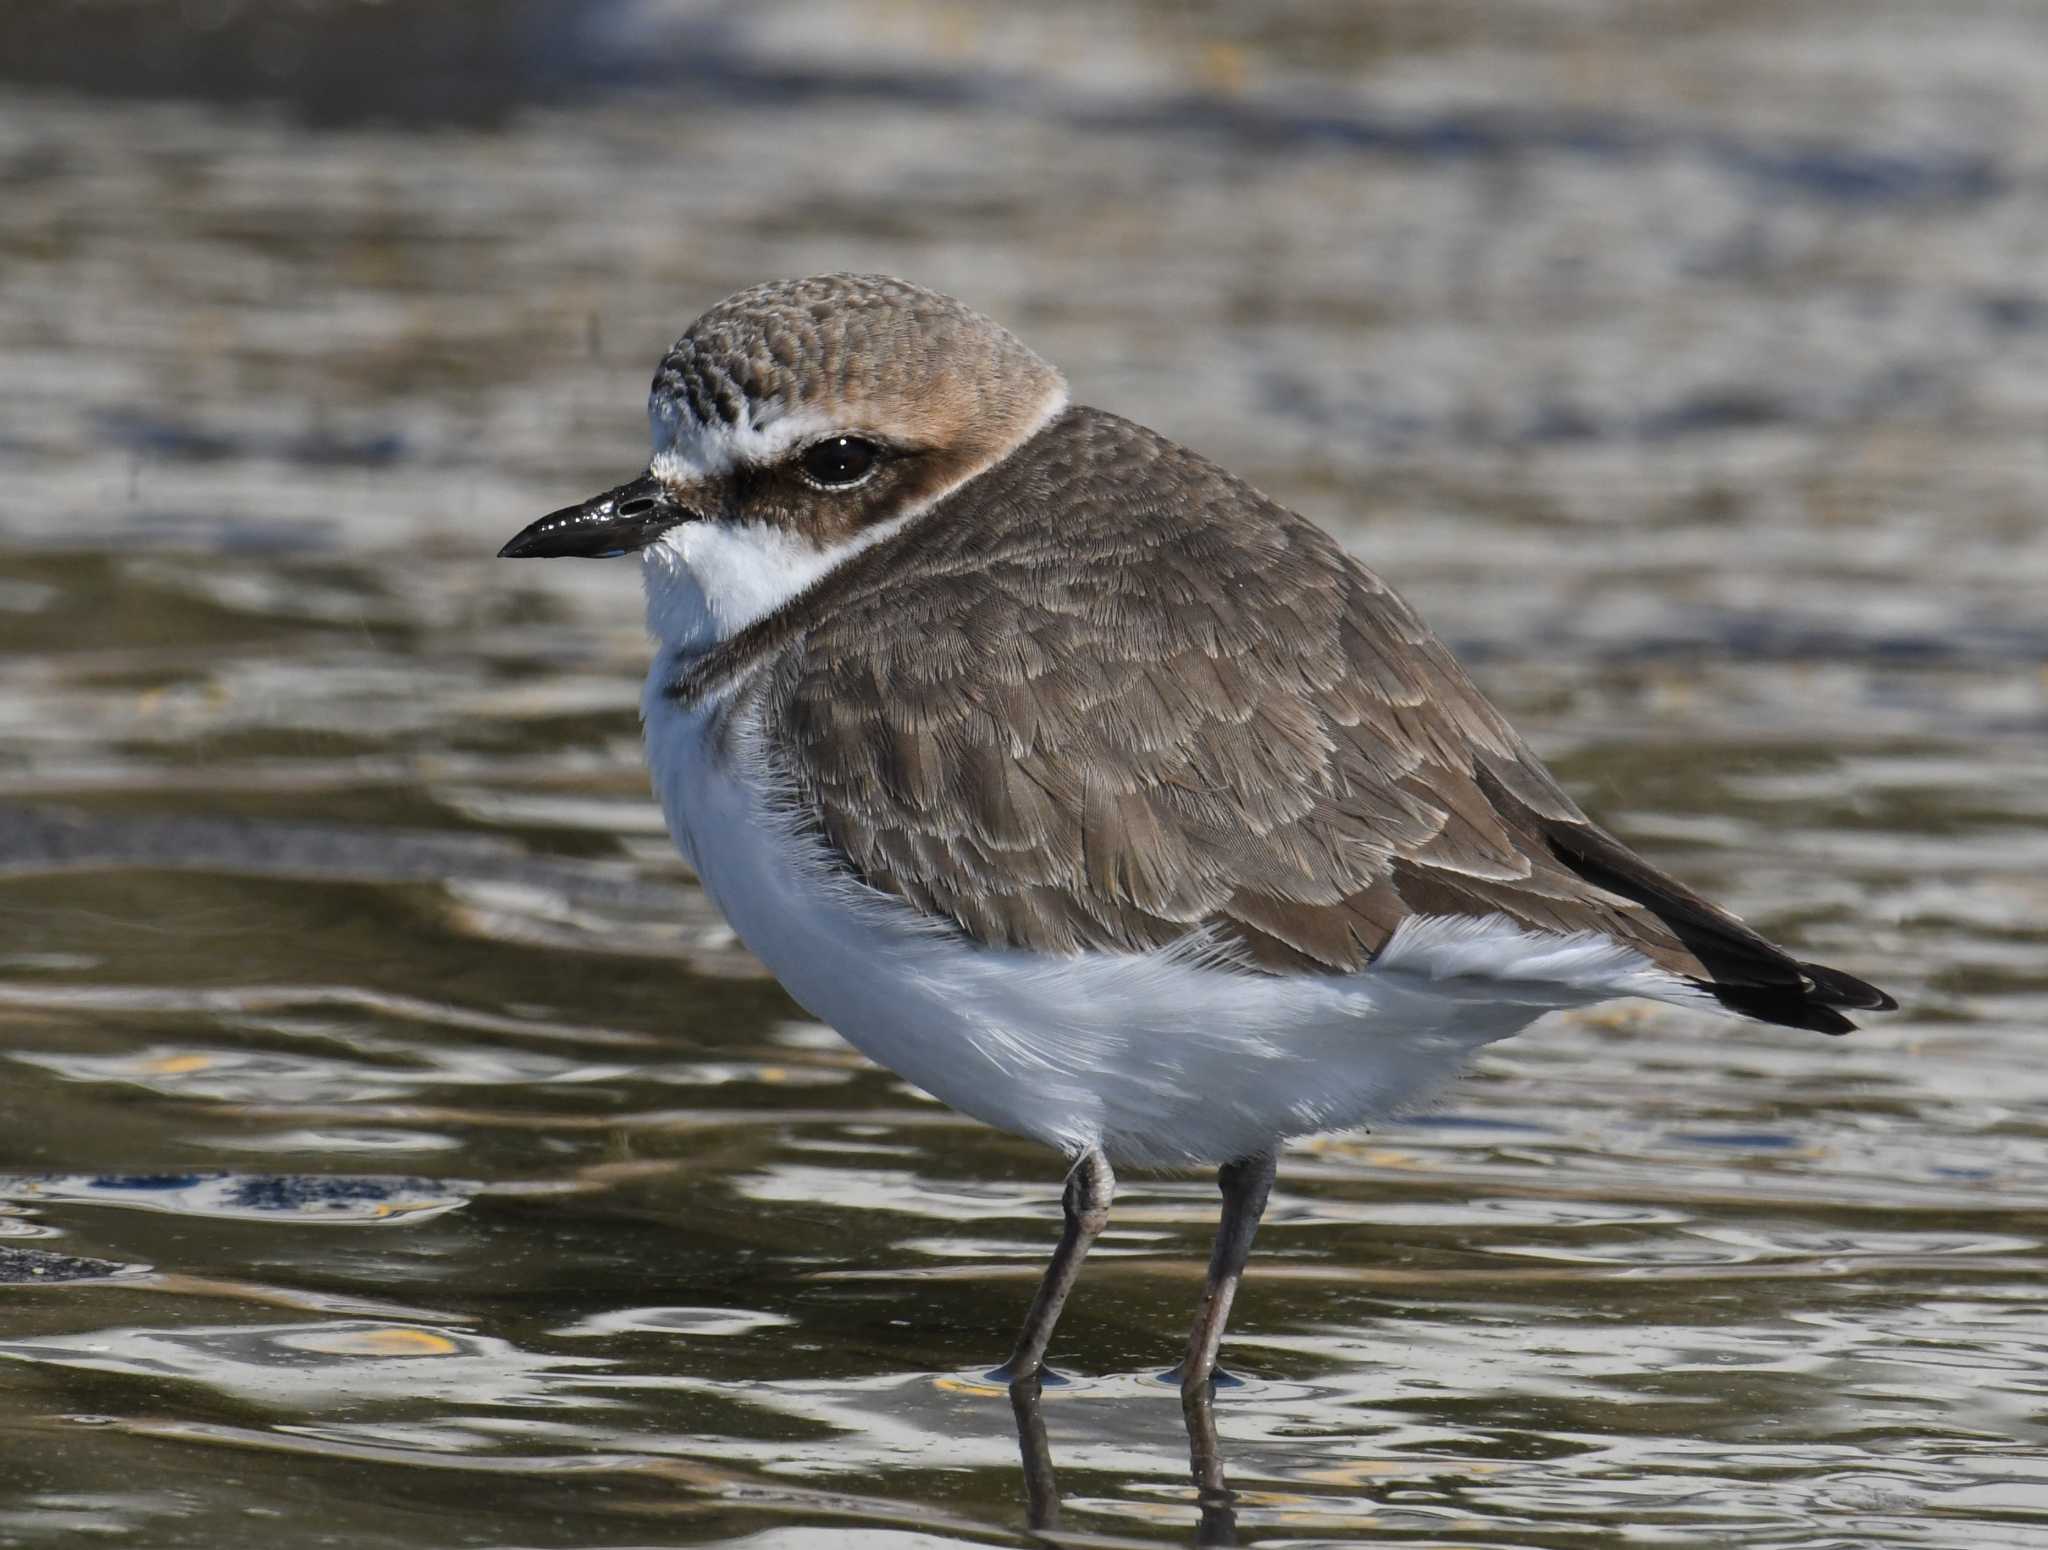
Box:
[752,408,1892,1032]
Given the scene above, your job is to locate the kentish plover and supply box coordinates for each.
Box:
[501,273,1895,1394]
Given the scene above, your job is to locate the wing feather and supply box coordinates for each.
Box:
[736,407,1891,1031]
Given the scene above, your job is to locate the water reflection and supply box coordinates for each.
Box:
[4,0,2048,1544]
[0,1319,599,1407]
[0,1171,471,1225]
[1009,1379,1243,1545]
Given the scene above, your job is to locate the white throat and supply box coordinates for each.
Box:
[641,517,908,655]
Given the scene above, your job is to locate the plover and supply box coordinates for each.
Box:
[500,273,1895,1393]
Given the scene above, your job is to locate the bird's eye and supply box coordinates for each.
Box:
[799,436,879,488]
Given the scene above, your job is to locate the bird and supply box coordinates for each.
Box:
[499,272,1896,1396]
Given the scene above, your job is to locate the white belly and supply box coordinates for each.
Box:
[640,671,1683,1167]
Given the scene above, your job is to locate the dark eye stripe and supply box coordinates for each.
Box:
[800,436,879,487]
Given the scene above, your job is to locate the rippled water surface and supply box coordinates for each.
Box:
[4,2,2048,1545]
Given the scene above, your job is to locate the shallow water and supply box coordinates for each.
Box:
[3,2,2048,1545]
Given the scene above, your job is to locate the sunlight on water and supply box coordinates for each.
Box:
[3,1,2048,1545]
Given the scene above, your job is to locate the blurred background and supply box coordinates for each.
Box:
[2,2,2046,1546]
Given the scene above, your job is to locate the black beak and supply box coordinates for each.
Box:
[498,473,691,559]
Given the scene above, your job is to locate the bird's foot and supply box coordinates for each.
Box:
[1158,1363,1246,1392]
[986,1361,1073,1389]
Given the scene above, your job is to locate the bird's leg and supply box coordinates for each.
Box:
[1178,1149,1277,1397]
[993,1146,1115,1384]
[1182,1382,1240,1546]
[1008,1373,1062,1530]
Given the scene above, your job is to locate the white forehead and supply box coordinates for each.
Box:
[648,395,841,483]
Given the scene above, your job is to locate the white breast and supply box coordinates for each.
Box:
[630,511,1704,1166]
[639,674,1695,1167]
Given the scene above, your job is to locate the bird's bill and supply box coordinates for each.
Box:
[498,473,690,559]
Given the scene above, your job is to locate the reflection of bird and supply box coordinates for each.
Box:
[501,273,1896,1392]
[1011,1365,1238,1543]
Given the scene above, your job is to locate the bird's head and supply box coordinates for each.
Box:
[500,273,1067,649]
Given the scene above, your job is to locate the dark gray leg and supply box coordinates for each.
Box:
[1183,1383,1241,1546]
[1179,1150,1277,1397]
[995,1147,1115,1383]
[1008,1374,1061,1530]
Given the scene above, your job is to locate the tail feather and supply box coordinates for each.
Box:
[1699,960,1897,1035]
[1538,818,1897,1036]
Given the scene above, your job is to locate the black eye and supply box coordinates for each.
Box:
[799,436,879,487]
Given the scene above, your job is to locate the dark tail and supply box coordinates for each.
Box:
[1694,958,1896,1035]
[1541,819,1897,1036]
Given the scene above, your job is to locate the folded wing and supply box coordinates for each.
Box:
[766,408,1894,1033]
